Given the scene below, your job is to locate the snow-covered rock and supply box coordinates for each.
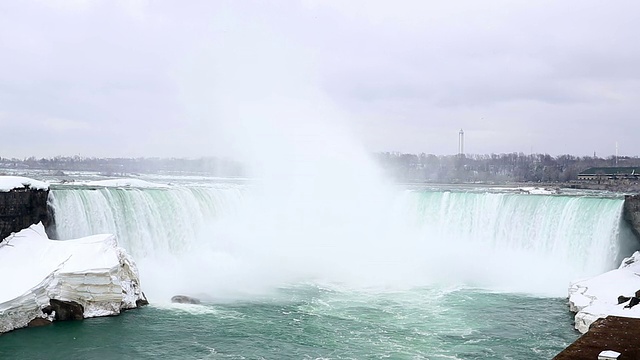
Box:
[0,176,49,192]
[0,223,147,333]
[518,186,557,195]
[568,251,640,333]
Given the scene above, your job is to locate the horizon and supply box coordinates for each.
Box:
[1,150,638,162]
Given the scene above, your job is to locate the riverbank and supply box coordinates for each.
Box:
[558,181,640,194]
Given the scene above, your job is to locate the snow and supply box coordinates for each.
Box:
[599,350,621,360]
[518,187,557,195]
[568,251,640,333]
[0,223,146,333]
[83,178,170,188]
[0,176,49,192]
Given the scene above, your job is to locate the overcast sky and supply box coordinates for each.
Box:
[1,0,639,159]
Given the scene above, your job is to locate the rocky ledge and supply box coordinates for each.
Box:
[0,176,52,241]
[568,251,640,333]
[623,194,640,240]
[0,223,147,334]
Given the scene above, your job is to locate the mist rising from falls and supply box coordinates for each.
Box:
[49,186,637,300]
[48,15,637,300]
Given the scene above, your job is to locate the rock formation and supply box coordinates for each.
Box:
[623,195,640,241]
[171,295,201,304]
[0,177,53,241]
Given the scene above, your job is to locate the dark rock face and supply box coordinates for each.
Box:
[623,195,640,241]
[0,188,53,241]
[624,297,640,309]
[171,295,201,304]
[618,295,631,304]
[27,318,52,327]
[136,292,149,307]
[49,299,84,321]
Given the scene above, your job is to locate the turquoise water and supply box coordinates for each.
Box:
[0,286,577,359]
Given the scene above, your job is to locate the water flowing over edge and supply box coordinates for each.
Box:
[48,185,638,300]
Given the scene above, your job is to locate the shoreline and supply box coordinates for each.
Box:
[398,180,640,194]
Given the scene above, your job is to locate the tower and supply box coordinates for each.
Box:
[458,129,464,155]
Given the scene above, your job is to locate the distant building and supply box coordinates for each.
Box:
[577,167,640,181]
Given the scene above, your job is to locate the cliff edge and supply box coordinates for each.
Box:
[0,176,52,241]
[623,194,640,241]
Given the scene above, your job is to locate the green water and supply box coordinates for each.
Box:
[0,286,578,360]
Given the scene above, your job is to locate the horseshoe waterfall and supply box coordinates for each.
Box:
[3,182,637,359]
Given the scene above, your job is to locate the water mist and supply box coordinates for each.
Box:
[51,12,636,302]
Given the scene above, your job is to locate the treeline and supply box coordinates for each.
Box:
[375,152,640,183]
[3,153,640,183]
[0,156,244,177]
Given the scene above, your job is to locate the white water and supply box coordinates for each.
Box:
[107,7,638,304]
[49,184,637,300]
[49,185,244,257]
[404,192,635,293]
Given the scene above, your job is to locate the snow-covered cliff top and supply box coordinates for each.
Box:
[0,225,116,303]
[0,176,49,192]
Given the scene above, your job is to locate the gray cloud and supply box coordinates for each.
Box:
[0,0,639,158]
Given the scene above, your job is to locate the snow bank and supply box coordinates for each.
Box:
[83,178,170,188]
[0,176,48,192]
[0,223,147,333]
[518,186,557,195]
[568,252,640,333]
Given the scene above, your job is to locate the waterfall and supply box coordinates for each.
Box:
[407,191,635,283]
[49,185,245,258]
[48,185,638,298]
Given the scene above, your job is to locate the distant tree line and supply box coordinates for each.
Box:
[0,156,244,177]
[375,152,640,183]
[3,153,640,184]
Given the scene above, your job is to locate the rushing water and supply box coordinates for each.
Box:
[49,185,244,257]
[1,183,637,359]
[0,287,576,360]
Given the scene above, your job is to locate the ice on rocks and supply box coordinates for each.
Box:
[0,223,146,333]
